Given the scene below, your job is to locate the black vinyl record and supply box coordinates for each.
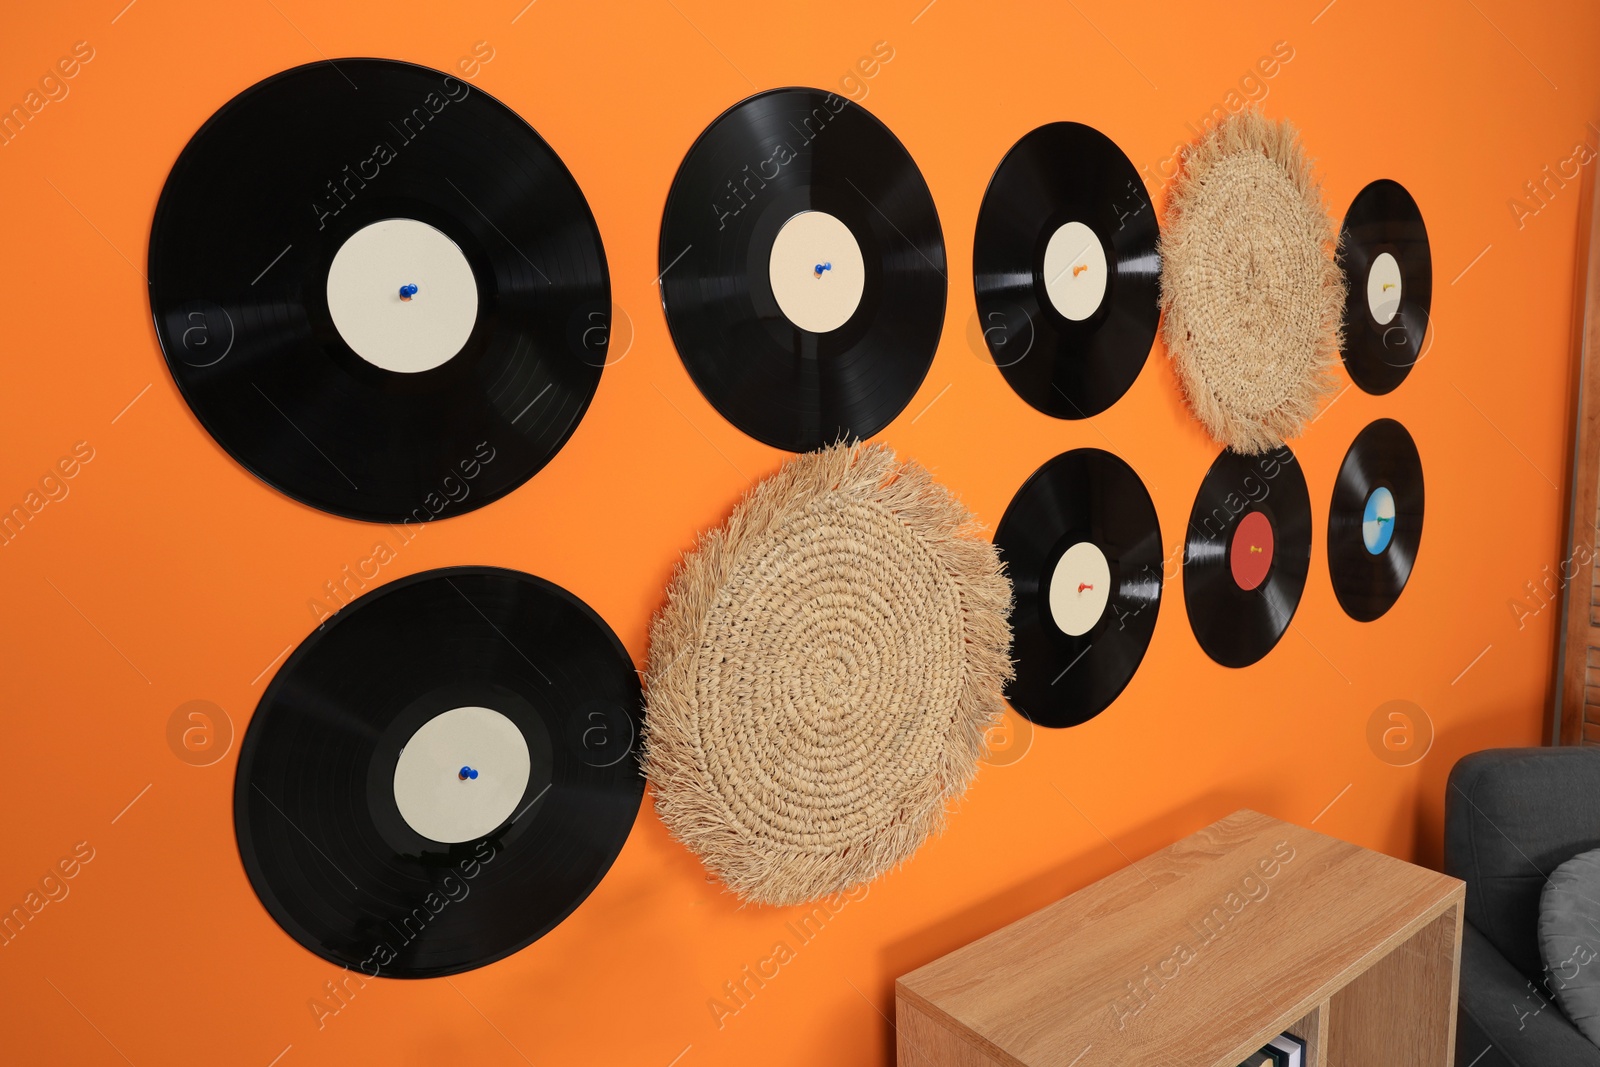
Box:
[973,122,1160,418]
[234,566,643,978]
[995,449,1163,727]
[658,87,946,452]
[150,59,610,522]
[1338,179,1431,395]
[1328,418,1423,620]
[1184,447,1312,668]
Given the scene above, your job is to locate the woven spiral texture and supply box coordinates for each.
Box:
[1159,109,1346,454]
[642,442,1014,906]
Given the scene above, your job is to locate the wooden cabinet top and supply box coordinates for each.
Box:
[896,809,1465,1067]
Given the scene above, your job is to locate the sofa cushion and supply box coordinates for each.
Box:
[1540,847,1600,1047]
[1445,747,1600,982]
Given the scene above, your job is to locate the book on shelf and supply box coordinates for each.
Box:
[1270,1031,1307,1066]
[1238,1030,1305,1067]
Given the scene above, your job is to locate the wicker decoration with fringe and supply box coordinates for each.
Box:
[1159,110,1346,454]
[642,442,1013,907]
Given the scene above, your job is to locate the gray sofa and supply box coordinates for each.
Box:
[1445,746,1600,1065]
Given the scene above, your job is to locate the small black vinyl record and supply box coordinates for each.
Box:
[1328,418,1423,621]
[149,60,610,522]
[973,123,1160,418]
[1184,447,1312,668]
[994,449,1163,727]
[658,87,946,452]
[234,566,643,978]
[1339,179,1431,395]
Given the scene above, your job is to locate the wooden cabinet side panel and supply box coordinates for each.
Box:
[1325,905,1461,1067]
[896,990,1010,1067]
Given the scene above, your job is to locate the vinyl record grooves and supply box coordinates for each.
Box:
[658,87,946,452]
[973,122,1160,418]
[1339,179,1431,395]
[1184,447,1312,668]
[995,448,1163,727]
[150,59,610,522]
[234,566,643,978]
[1328,418,1423,620]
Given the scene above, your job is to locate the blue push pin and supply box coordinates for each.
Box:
[813,262,832,279]
[399,283,419,302]
[458,765,478,781]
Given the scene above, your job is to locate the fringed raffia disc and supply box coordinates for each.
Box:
[642,442,1013,906]
[1159,110,1345,454]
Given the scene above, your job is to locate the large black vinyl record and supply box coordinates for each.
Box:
[234,567,643,978]
[995,449,1162,727]
[1339,179,1431,395]
[1184,447,1312,668]
[973,123,1160,418]
[150,60,610,522]
[1328,419,1423,620]
[658,88,946,452]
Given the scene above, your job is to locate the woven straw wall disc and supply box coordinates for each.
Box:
[642,442,1013,906]
[1159,110,1346,454]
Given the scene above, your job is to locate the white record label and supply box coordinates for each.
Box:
[326,218,479,373]
[392,706,532,843]
[1042,221,1108,322]
[768,210,866,334]
[1048,541,1112,637]
[1367,251,1402,326]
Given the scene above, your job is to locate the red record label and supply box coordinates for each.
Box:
[1230,511,1274,591]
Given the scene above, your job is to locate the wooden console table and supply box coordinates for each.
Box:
[896,809,1465,1066]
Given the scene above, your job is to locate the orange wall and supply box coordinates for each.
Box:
[2,1,1596,1063]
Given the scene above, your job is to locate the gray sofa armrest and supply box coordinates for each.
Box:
[1458,922,1600,1065]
